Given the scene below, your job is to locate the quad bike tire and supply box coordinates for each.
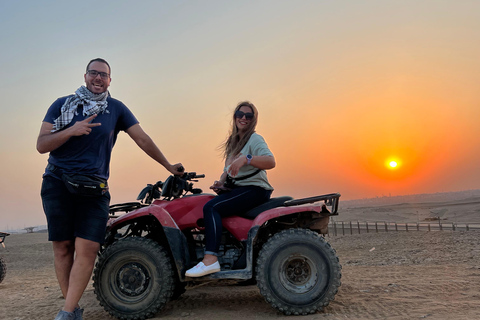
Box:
[93,237,175,320]
[0,257,6,284]
[256,228,342,315]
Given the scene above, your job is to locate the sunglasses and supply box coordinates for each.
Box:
[87,70,110,79]
[235,110,254,120]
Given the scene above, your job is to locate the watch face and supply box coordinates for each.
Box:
[247,154,253,159]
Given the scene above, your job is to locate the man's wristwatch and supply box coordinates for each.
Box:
[246,154,253,165]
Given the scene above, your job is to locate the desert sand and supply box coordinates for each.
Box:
[1,199,480,320]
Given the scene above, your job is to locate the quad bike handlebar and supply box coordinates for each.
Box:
[138,171,206,204]
[109,171,206,215]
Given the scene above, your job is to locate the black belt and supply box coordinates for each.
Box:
[229,169,261,181]
[46,163,65,178]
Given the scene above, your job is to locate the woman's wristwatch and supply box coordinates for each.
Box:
[246,154,253,165]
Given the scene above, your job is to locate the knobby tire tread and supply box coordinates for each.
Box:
[93,237,175,320]
[255,228,342,315]
[0,257,6,283]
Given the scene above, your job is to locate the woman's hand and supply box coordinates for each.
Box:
[210,180,228,194]
[227,155,247,177]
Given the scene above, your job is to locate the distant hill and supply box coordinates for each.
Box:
[341,189,480,209]
[337,189,480,223]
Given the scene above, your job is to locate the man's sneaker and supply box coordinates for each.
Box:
[185,261,220,277]
[54,310,75,320]
[74,307,84,320]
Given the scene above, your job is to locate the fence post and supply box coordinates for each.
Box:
[385,222,388,232]
[375,222,378,233]
[406,223,408,232]
[350,221,353,235]
[395,223,398,231]
[416,223,419,231]
[428,224,431,232]
[342,221,345,235]
[466,224,469,231]
[452,223,455,231]
[439,221,443,231]
[366,222,369,233]
[357,221,360,234]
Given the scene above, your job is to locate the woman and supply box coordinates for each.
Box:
[186,101,276,277]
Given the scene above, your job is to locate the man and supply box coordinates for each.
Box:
[37,58,183,320]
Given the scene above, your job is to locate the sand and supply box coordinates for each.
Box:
[1,202,480,320]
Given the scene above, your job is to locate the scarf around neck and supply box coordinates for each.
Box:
[51,86,110,132]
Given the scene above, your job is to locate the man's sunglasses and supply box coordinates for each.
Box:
[235,110,254,120]
[87,70,110,79]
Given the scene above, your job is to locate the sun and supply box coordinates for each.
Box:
[385,158,401,170]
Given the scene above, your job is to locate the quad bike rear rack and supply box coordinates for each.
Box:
[284,193,340,215]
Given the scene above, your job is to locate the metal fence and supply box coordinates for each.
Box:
[327,220,480,236]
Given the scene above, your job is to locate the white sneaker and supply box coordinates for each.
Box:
[185,261,221,277]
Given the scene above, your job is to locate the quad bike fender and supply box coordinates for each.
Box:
[252,203,325,228]
[163,226,190,280]
[248,204,330,241]
[222,204,328,242]
[108,205,179,229]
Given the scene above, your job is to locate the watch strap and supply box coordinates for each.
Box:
[246,154,252,165]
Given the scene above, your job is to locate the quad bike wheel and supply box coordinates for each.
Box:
[256,228,342,315]
[0,257,6,284]
[93,237,175,320]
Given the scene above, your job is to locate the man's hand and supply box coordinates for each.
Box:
[169,163,184,175]
[37,114,102,154]
[70,114,101,136]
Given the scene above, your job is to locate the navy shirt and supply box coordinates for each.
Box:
[43,95,138,180]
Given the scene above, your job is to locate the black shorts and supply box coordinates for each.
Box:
[41,175,110,243]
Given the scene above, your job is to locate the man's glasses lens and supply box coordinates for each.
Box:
[235,111,254,120]
[87,70,109,79]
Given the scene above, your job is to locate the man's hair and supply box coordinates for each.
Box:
[86,58,111,74]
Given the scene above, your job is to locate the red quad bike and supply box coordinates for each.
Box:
[93,171,342,319]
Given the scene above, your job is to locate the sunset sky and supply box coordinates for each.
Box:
[1,1,479,230]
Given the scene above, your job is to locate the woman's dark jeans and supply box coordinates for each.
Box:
[203,186,272,255]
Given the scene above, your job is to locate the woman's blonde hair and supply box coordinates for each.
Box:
[221,101,258,159]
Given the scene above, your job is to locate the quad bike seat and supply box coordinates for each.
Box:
[243,196,294,219]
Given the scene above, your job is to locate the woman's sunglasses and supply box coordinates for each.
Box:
[235,110,254,120]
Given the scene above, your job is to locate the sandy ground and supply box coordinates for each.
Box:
[1,202,480,320]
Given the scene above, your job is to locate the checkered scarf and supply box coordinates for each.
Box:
[51,86,110,132]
